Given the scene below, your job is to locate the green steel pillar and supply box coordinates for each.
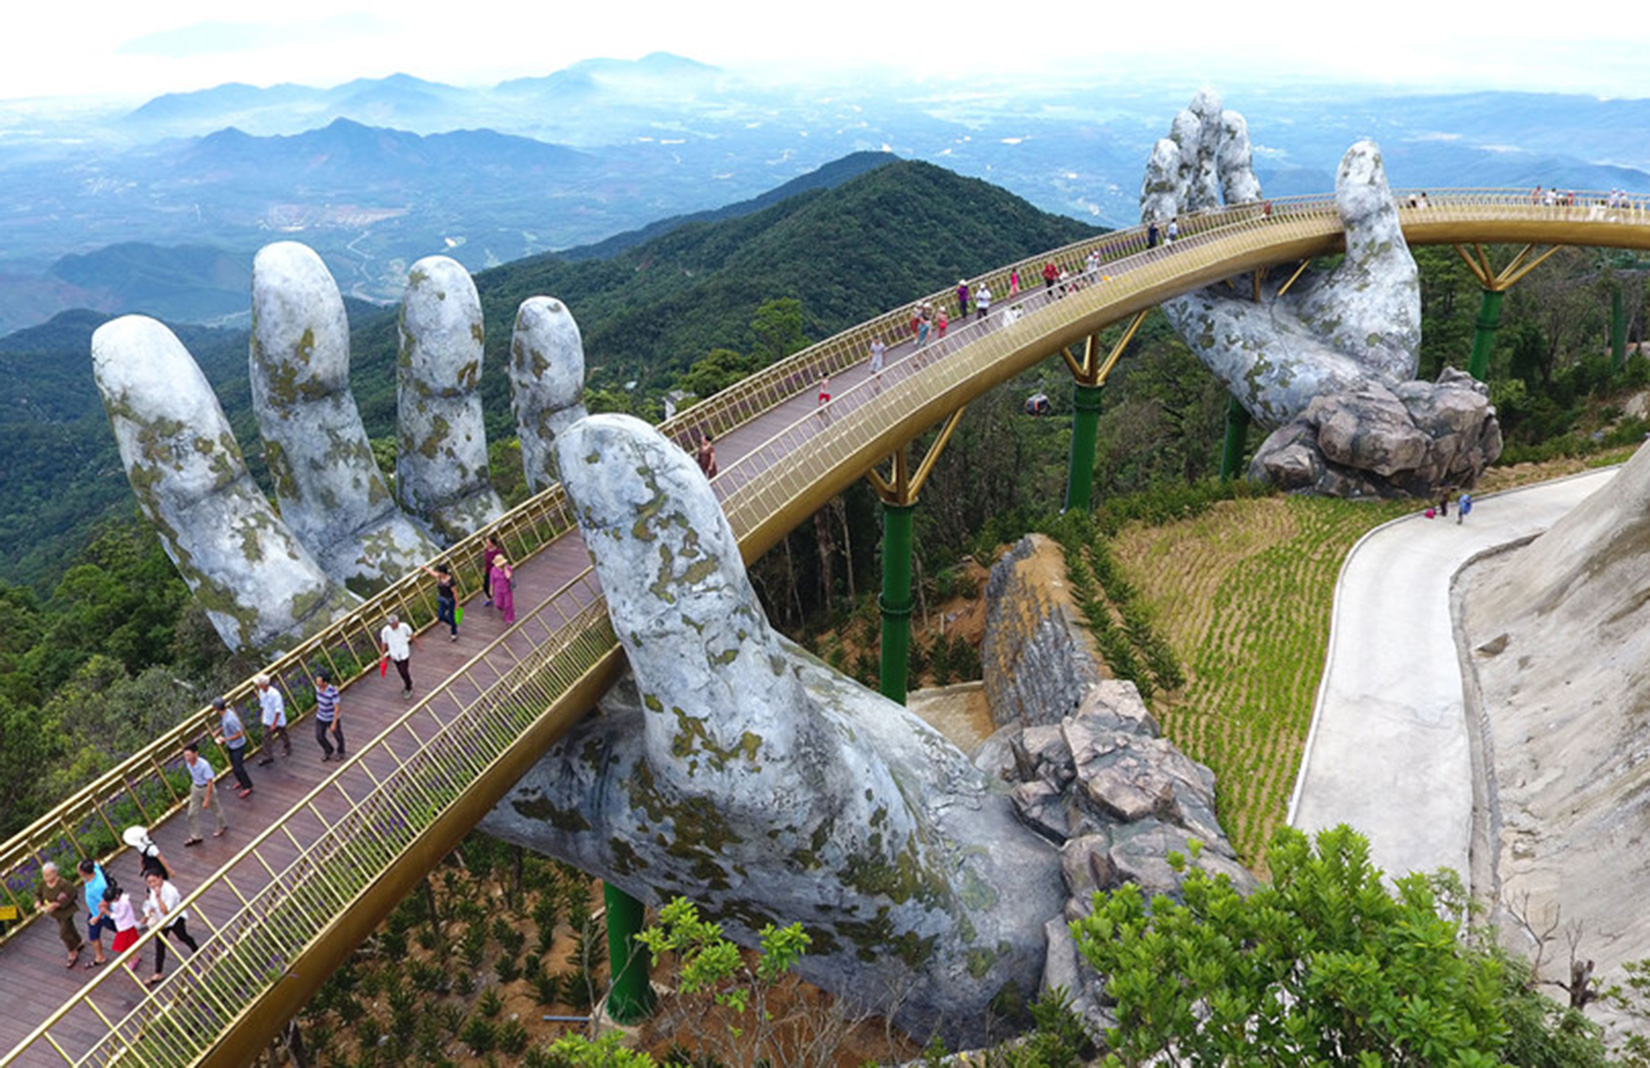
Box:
[603,882,654,1023]
[1220,396,1252,483]
[1613,285,1627,373]
[1468,288,1506,381]
[1065,383,1105,513]
[878,502,916,705]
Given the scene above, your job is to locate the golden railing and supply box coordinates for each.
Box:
[10,187,1650,1065]
[9,567,618,1067]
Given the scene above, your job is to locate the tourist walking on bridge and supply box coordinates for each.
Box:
[1042,261,1059,292]
[210,697,253,798]
[956,279,970,318]
[313,670,345,761]
[181,743,226,844]
[36,862,83,968]
[142,869,198,985]
[422,563,460,641]
[976,284,992,319]
[76,859,111,965]
[254,673,290,764]
[695,431,719,478]
[491,557,516,624]
[381,613,416,697]
[481,535,504,607]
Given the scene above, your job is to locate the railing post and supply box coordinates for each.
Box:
[1220,396,1252,482]
[603,882,655,1024]
[877,501,917,704]
[1065,383,1104,513]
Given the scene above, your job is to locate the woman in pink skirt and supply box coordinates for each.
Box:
[491,556,516,623]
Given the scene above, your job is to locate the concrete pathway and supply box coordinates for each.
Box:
[1287,468,1618,881]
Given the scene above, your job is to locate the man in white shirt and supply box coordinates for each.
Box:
[254,673,291,765]
[381,613,416,698]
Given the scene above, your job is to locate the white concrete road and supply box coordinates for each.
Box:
[1288,468,1618,881]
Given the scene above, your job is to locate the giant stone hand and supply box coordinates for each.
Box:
[1143,90,1501,496]
[93,242,587,651]
[479,413,1068,1045]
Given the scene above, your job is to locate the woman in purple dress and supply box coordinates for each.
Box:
[492,556,516,623]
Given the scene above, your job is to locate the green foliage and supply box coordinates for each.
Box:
[1073,825,1605,1066]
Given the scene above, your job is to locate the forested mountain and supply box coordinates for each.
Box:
[0,156,1100,596]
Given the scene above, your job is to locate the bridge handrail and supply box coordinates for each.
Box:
[10,185,1650,1062]
[8,565,616,1066]
[0,478,584,947]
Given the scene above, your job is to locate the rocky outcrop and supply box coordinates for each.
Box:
[1141,90,1500,496]
[1459,444,1650,1023]
[981,535,1106,729]
[1251,368,1504,497]
[975,539,1255,1031]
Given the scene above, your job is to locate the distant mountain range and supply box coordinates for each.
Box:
[0,55,1646,335]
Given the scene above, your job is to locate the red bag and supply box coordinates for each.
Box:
[379,655,389,677]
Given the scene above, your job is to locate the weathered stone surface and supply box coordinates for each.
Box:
[1251,369,1502,497]
[479,414,1064,1045]
[1141,91,1500,497]
[510,296,589,494]
[249,242,439,592]
[94,240,594,652]
[92,315,357,650]
[981,535,1105,728]
[396,256,503,543]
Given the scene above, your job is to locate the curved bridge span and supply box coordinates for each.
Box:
[5,190,1650,1066]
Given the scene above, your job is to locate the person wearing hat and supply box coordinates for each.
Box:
[380,612,416,698]
[209,697,253,798]
[123,826,172,881]
[313,669,345,762]
[253,673,290,765]
[490,554,516,624]
[955,279,970,318]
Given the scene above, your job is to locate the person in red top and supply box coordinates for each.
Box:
[1042,262,1059,292]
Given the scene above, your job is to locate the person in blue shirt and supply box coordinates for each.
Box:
[76,858,111,967]
[182,742,226,845]
[210,697,254,798]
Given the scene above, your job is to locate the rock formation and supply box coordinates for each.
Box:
[1458,445,1650,1022]
[1142,90,1501,497]
[480,420,1252,1044]
[93,242,583,651]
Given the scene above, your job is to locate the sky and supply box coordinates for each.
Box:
[7,1,1650,104]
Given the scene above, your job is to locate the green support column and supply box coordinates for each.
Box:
[878,502,916,705]
[1220,396,1252,483]
[1468,288,1506,381]
[1065,382,1105,513]
[603,882,655,1024]
[1613,286,1627,373]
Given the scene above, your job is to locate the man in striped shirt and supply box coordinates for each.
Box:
[314,670,346,763]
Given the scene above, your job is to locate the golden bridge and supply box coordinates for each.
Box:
[2,189,1646,1066]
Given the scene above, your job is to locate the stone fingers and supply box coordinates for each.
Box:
[509,296,589,494]
[92,316,356,651]
[1295,141,1421,383]
[250,242,439,591]
[396,256,504,542]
